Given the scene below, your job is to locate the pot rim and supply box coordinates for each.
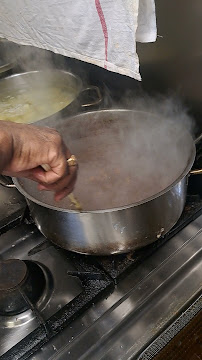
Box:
[0,69,83,110]
[13,109,196,214]
[1,68,82,83]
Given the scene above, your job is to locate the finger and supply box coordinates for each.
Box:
[36,165,67,184]
[2,168,44,182]
[38,174,76,193]
[38,163,77,192]
[38,176,75,201]
[34,148,70,184]
[3,164,66,183]
[30,149,76,185]
[46,147,73,182]
[54,184,75,201]
[28,166,66,184]
[66,148,72,162]
[7,167,55,183]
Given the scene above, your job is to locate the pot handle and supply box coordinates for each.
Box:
[80,86,102,108]
[0,175,15,188]
[194,133,202,145]
[190,134,202,175]
[190,169,202,175]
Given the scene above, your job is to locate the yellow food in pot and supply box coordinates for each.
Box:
[0,87,75,123]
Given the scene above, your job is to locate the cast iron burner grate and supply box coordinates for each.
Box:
[0,250,113,360]
[0,259,46,316]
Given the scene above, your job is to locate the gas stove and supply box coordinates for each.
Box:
[0,148,202,360]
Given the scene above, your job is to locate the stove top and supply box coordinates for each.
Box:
[0,223,113,359]
[0,144,202,359]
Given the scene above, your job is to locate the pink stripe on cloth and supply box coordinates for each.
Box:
[95,0,108,69]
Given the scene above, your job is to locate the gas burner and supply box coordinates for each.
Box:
[0,259,46,316]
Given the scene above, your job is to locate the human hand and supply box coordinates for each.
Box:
[0,121,77,201]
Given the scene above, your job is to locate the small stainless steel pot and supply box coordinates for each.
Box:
[0,70,102,122]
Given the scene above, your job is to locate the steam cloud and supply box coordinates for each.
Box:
[21,94,195,211]
[2,41,194,211]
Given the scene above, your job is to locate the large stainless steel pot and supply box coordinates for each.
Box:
[0,70,102,123]
[6,109,201,256]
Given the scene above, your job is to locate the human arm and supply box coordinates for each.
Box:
[0,121,77,201]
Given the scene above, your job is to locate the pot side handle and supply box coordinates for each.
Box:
[0,175,15,188]
[80,86,102,108]
[190,169,202,175]
[190,134,202,175]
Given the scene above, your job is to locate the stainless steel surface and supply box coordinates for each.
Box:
[13,109,196,255]
[26,179,187,255]
[0,170,201,359]
[138,296,202,360]
[29,213,202,360]
[0,224,83,356]
[0,70,82,122]
[0,184,26,226]
[0,70,102,123]
[79,86,102,108]
[0,175,15,188]
[0,61,13,75]
[0,39,19,75]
